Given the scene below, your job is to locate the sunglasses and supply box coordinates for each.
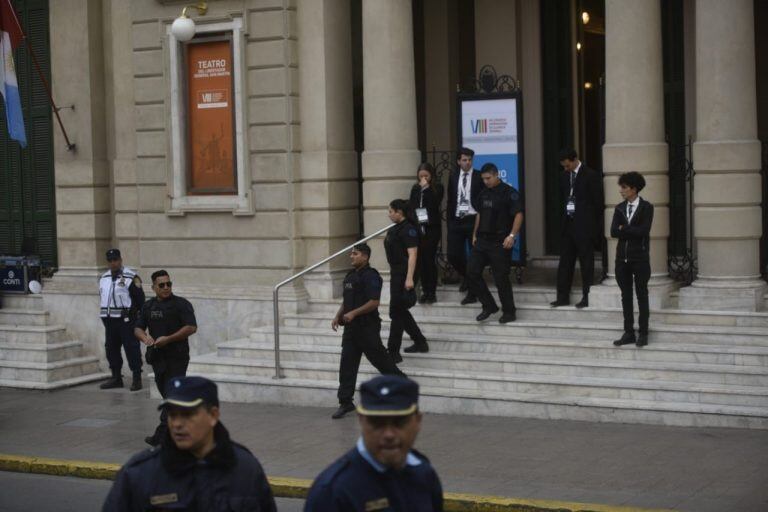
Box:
[156,282,172,289]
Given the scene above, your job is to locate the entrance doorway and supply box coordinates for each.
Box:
[0,0,57,268]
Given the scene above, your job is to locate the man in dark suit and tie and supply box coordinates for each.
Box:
[551,148,604,309]
[447,147,484,304]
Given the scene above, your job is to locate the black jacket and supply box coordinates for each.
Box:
[559,164,603,243]
[447,168,483,222]
[103,422,276,512]
[409,183,444,228]
[610,198,654,262]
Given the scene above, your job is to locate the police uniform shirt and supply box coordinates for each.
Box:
[342,265,383,320]
[135,295,197,353]
[305,438,443,511]
[384,221,419,272]
[99,267,144,319]
[477,182,524,240]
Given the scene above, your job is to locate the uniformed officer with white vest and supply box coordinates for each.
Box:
[98,248,144,391]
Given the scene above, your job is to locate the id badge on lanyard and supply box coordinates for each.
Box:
[566,197,576,216]
[458,201,470,217]
[415,207,429,224]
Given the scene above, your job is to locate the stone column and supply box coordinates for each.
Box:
[49,0,110,288]
[296,0,359,299]
[600,0,673,308]
[361,0,421,267]
[679,0,766,311]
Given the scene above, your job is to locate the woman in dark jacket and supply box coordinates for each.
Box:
[408,162,444,304]
[385,199,429,363]
[610,171,654,348]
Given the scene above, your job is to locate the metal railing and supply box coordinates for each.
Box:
[271,223,395,378]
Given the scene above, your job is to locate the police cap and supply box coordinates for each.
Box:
[159,376,219,410]
[105,248,121,261]
[357,375,419,416]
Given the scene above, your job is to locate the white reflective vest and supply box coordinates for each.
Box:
[99,267,137,318]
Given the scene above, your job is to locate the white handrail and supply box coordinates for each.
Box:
[271,223,395,378]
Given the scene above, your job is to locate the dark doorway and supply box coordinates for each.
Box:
[0,0,56,268]
[756,0,768,279]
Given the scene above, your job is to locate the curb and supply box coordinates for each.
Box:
[0,453,676,512]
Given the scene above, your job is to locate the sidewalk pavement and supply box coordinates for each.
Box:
[0,380,766,512]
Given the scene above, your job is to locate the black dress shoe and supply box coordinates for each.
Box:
[550,299,569,307]
[499,312,516,324]
[389,350,403,364]
[613,332,637,346]
[636,333,648,347]
[575,296,589,309]
[332,403,356,419]
[418,294,428,304]
[461,294,478,305]
[404,342,429,353]
[99,376,123,389]
[423,295,436,304]
[476,308,499,321]
[130,373,142,391]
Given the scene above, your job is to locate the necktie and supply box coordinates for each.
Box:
[628,203,634,219]
[462,172,468,189]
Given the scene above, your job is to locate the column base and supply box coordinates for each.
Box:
[589,277,678,310]
[677,278,768,312]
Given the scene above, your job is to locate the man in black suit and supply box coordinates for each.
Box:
[447,147,484,305]
[551,148,603,309]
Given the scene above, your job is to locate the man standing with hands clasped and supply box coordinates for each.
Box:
[134,270,198,446]
[610,172,654,347]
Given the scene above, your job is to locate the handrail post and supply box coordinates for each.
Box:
[271,223,394,379]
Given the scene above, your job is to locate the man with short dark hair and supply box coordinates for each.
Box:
[611,172,654,347]
[447,147,483,304]
[306,375,443,511]
[551,148,603,309]
[134,270,197,445]
[103,376,276,512]
[467,163,524,324]
[98,248,145,391]
[331,244,405,420]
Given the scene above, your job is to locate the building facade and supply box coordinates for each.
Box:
[1,0,766,370]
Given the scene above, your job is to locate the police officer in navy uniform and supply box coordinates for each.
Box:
[385,199,428,363]
[467,163,524,324]
[134,269,198,446]
[103,376,277,512]
[98,248,144,391]
[306,375,443,512]
[332,244,406,420]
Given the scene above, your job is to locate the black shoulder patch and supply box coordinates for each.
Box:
[408,228,418,238]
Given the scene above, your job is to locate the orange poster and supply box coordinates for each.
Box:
[186,39,236,194]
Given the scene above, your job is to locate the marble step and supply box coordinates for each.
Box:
[188,355,768,408]
[184,371,768,429]
[282,312,768,345]
[0,371,110,390]
[0,308,50,327]
[0,340,84,363]
[0,324,69,345]
[307,298,768,328]
[252,326,768,366]
[0,356,102,383]
[0,294,44,311]
[219,340,768,387]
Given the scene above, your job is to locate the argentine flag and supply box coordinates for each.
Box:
[0,0,26,148]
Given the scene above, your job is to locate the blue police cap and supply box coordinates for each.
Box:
[105,248,121,261]
[158,376,219,410]
[357,375,419,416]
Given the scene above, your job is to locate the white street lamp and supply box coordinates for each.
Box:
[171,2,208,42]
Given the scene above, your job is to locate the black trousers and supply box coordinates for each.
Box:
[447,216,476,280]
[556,222,595,301]
[102,317,142,373]
[467,237,516,314]
[387,272,426,353]
[152,354,190,437]
[338,317,404,405]
[415,225,441,296]
[615,259,650,334]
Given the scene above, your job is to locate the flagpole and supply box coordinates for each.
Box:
[22,37,75,151]
[5,0,75,151]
